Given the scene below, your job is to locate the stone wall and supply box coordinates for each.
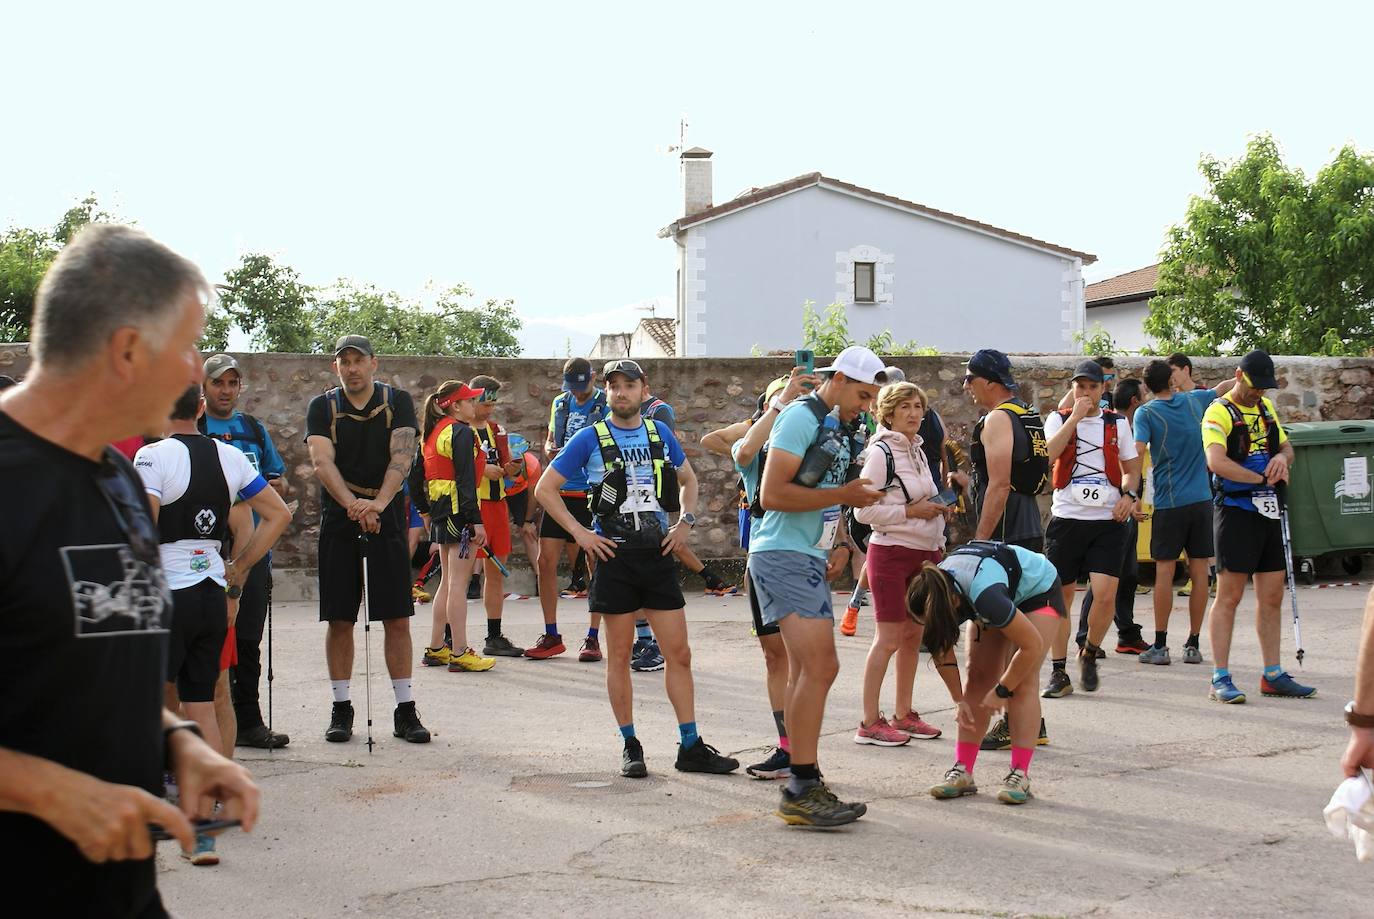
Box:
[3,344,1371,586]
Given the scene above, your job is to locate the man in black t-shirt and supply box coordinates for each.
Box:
[305,335,430,745]
[0,224,259,919]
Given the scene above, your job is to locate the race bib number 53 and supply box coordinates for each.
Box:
[1253,489,1280,520]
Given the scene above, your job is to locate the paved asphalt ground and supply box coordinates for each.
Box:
[159,581,1373,918]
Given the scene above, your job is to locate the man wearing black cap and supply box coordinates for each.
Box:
[305,335,431,744]
[1041,360,1142,697]
[1200,349,1312,703]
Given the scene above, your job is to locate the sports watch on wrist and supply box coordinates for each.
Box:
[1346,701,1374,728]
[226,584,243,599]
[680,512,697,527]
[994,683,1014,699]
[163,720,204,769]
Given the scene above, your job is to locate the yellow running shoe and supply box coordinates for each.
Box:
[448,647,496,672]
[421,646,454,667]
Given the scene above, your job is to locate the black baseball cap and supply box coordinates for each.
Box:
[965,349,1017,388]
[1239,349,1278,389]
[1070,360,1105,383]
[602,359,645,382]
[333,335,375,358]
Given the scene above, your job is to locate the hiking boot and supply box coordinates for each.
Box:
[630,638,665,672]
[578,637,603,663]
[1260,672,1317,699]
[854,715,911,747]
[448,647,496,672]
[621,737,647,778]
[422,645,455,667]
[746,746,791,780]
[776,782,862,827]
[524,633,566,659]
[1139,645,1171,665]
[236,723,290,750]
[889,710,941,740]
[675,737,739,774]
[997,768,1032,805]
[393,701,431,743]
[1209,675,1246,704]
[325,702,354,742]
[1182,644,1204,664]
[467,574,482,600]
[929,763,978,799]
[1116,636,1150,655]
[980,716,1011,751]
[839,605,859,637]
[183,833,219,866]
[1042,669,1073,699]
[1078,646,1100,692]
[483,634,525,658]
[1037,717,1049,746]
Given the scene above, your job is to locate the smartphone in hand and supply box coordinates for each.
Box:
[928,488,960,507]
[795,349,815,390]
[150,818,241,842]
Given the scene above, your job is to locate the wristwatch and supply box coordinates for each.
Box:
[680,512,697,527]
[163,720,204,769]
[994,682,1014,699]
[226,584,243,599]
[1346,701,1374,728]
[1123,489,1139,500]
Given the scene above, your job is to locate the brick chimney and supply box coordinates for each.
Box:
[681,147,713,216]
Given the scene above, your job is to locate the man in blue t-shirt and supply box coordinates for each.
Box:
[536,358,738,780]
[1131,359,1234,665]
[751,346,885,827]
[199,354,292,750]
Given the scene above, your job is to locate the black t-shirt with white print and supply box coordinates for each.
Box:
[0,412,173,917]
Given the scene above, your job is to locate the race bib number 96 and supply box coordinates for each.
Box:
[1070,477,1113,508]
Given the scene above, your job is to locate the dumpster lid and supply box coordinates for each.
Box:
[1286,420,1374,446]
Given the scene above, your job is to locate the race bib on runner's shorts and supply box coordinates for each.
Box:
[1253,488,1280,520]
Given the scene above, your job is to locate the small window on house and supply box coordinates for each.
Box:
[854,262,875,303]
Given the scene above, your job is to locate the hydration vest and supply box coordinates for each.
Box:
[474,422,508,501]
[197,411,269,452]
[589,420,680,515]
[422,417,458,487]
[326,382,398,497]
[1051,410,1124,491]
[157,434,231,547]
[551,389,608,449]
[971,400,1049,496]
[1213,398,1282,503]
[947,540,1023,597]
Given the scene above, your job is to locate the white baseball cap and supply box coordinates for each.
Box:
[816,346,889,385]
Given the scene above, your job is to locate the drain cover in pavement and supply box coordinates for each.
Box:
[510,772,661,795]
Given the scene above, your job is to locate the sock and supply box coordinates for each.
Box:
[545,622,559,637]
[772,710,789,750]
[587,627,599,641]
[331,680,351,703]
[1263,664,1283,681]
[635,620,653,640]
[392,678,413,704]
[954,741,979,773]
[1052,658,1067,673]
[849,583,869,608]
[1212,667,1230,683]
[1185,633,1200,649]
[700,565,724,590]
[1154,630,1168,650]
[487,618,501,640]
[678,721,699,748]
[787,762,821,795]
[1010,746,1034,774]
[619,723,636,741]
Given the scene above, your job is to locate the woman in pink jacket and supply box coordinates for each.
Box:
[852,382,962,746]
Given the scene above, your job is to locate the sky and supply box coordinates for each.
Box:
[4,1,1373,356]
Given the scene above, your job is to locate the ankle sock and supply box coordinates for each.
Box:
[678,721,699,748]
[1154,630,1167,650]
[1263,664,1283,681]
[545,622,559,637]
[487,618,501,639]
[619,723,636,741]
[331,680,351,703]
[587,627,599,641]
[392,678,413,704]
[1010,746,1034,774]
[954,741,979,773]
[1052,658,1067,673]
[1212,667,1231,683]
[1185,633,1200,649]
[635,620,653,640]
[787,762,821,795]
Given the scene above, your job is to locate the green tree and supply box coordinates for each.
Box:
[1146,135,1374,356]
[212,254,315,352]
[308,281,523,357]
[801,299,937,356]
[432,284,522,357]
[1072,322,1117,357]
[0,195,111,341]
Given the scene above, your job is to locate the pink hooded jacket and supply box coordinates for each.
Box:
[852,426,945,552]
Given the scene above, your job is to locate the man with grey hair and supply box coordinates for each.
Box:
[0,224,259,917]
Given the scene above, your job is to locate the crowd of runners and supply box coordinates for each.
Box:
[0,225,1362,918]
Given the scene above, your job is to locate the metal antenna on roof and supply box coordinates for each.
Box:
[655,114,690,155]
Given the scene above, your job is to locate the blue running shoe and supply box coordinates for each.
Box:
[1209,675,1246,704]
[631,638,665,672]
[1260,671,1316,698]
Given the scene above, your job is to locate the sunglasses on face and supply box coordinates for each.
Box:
[96,452,161,567]
[477,391,499,404]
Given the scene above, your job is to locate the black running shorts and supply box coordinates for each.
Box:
[168,579,228,703]
[1150,500,1214,561]
[1044,516,1129,583]
[539,493,594,541]
[1215,504,1286,574]
[317,524,415,622]
[588,548,685,615]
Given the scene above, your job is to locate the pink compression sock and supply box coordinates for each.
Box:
[1010,746,1034,773]
[778,736,791,753]
[955,741,979,772]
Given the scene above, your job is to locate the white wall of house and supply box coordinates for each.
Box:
[1085,298,1153,353]
[675,185,1084,357]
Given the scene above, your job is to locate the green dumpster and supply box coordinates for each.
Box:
[1284,420,1374,582]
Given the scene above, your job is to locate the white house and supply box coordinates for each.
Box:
[1083,263,1157,353]
[589,316,677,360]
[658,149,1097,357]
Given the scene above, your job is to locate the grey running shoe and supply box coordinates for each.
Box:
[776,782,863,826]
[1182,644,1204,664]
[1139,645,1171,665]
[1042,669,1073,698]
[482,634,525,657]
[929,763,978,799]
[997,768,1032,805]
[1078,647,1100,692]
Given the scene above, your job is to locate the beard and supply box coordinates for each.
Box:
[610,403,640,421]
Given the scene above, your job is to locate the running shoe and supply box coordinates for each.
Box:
[776,783,862,827]
[1209,675,1246,704]
[422,645,456,667]
[704,584,740,597]
[1116,636,1150,655]
[448,647,496,672]
[997,768,1032,805]
[237,723,290,749]
[928,763,978,799]
[980,716,1011,751]
[1139,646,1171,665]
[621,737,647,778]
[630,638,665,672]
[1260,672,1317,699]
[578,637,603,663]
[854,715,910,747]
[393,701,431,743]
[467,575,483,601]
[1177,581,1192,597]
[839,605,859,636]
[1042,669,1074,699]
[1078,646,1100,692]
[1182,644,1204,665]
[1135,584,1152,595]
[524,633,566,659]
[325,701,353,742]
[183,833,219,866]
[889,710,941,740]
[560,582,588,600]
[675,737,739,774]
[411,585,431,603]
[746,747,792,779]
[483,634,525,658]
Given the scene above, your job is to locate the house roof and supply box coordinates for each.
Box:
[658,172,1096,264]
[639,317,677,356]
[1085,263,1158,307]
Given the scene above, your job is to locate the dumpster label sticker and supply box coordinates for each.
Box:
[1336,456,1372,515]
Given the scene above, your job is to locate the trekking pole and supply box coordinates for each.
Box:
[1275,482,1305,666]
[266,572,275,756]
[359,532,376,753]
[478,547,510,578]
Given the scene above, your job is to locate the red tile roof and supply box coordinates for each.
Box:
[1085,264,1158,307]
[659,172,1096,264]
